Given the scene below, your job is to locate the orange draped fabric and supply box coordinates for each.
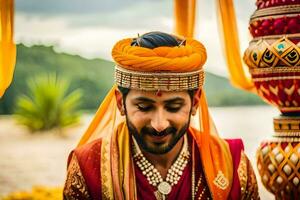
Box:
[190,92,233,200]
[174,0,196,38]
[0,0,16,97]
[216,0,256,92]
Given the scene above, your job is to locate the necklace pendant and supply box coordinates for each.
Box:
[158,181,171,195]
[154,191,165,200]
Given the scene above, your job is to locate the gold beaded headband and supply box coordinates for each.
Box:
[114,65,205,91]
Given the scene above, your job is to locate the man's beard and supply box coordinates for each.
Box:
[126,118,190,155]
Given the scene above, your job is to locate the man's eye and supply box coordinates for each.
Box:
[137,104,153,112]
[166,106,181,112]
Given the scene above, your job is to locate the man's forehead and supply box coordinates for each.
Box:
[128,89,189,101]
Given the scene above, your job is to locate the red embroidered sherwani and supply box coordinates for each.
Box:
[63,131,259,200]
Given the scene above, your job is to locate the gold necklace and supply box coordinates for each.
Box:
[132,135,190,200]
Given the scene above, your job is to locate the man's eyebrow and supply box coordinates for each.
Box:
[133,97,156,103]
[163,97,185,104]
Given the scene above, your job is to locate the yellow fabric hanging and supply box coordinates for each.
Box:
[174,0,196,38]
[216,0,256,92]
[0,0,16,98]
[77,85,119,146]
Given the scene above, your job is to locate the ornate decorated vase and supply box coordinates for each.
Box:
[243,0,300,199]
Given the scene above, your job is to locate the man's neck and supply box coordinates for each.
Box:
[141,136,185,179]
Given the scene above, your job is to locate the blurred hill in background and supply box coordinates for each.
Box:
[0,44,264,114]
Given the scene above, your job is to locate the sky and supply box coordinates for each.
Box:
[15,0,256,76]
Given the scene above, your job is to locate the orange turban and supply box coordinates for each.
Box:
[112,38,207,73]
[112,37,207,92]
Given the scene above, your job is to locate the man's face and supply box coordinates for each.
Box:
[120,89,196,155]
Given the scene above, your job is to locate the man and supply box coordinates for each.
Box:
[63,32,260,200]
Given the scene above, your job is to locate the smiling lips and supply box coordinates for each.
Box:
[148,133,171,143]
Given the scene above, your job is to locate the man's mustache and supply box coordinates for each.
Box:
[141,126,177,137]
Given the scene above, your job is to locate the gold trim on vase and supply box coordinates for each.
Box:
[250,5,300,20]
[274,132,300,137]
[281,107,300,112]
[274,117,300,133]
[251,75,300,82]
[251,33,300,43]
[115,65,205,91]
[270,137,300,142]
[250,13,300,24]
[274,116,300,134]
[250,66,300,75]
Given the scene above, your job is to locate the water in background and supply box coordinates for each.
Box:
[210,105,278,199]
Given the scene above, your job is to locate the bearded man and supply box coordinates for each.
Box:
[63,31,260,200]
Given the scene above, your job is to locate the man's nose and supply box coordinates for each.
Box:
[151,109,170,133]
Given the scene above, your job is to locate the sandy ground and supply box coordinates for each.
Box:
[0,115,91,196]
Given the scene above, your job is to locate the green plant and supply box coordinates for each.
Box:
[14,74,82,132]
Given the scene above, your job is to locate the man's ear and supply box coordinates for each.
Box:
[115,89,125,116]
[191,89,201,116]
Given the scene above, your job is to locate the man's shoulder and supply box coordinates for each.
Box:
[224,138,244,151]
[65,138,103,199]
[67,138,103,166]
[75,138,103,153]
[223,138,245,161]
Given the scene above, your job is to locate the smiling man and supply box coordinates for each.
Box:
[63,32,260,200]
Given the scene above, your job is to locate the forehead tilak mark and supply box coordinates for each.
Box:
[155,90,162,97]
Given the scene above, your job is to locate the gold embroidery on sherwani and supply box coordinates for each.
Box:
[101,137,114,200]
[213,170,229,190]
[238,152,260,200]
[63,154,91,200]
